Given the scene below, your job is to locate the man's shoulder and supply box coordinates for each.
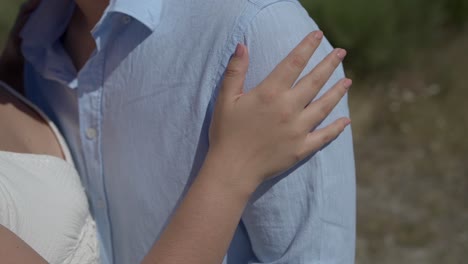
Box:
[207,0,300,7]
[185,0,302,23]
[169,0,304,39]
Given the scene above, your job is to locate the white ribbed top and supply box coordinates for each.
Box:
[0,81,100,264]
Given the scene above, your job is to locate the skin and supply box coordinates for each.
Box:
[63,0,108,71]
[0,84,64,159]
[0,226,47,264]
[0,1,352,263]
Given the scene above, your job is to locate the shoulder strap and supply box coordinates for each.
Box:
[0,81,75,165]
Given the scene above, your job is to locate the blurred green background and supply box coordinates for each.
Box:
[1,0,467,263]
[301,1,468,263]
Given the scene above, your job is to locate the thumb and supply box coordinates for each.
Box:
[219,44,249,101]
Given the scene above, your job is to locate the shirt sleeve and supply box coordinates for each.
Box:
[241,1,356,263]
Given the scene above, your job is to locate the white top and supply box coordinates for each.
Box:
[0,81,100,264]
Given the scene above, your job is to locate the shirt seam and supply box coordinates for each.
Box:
[210,0,299,105]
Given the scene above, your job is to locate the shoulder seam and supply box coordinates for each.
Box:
[209,0,300,107]
[220,0,301,70]
[248,0,299,8]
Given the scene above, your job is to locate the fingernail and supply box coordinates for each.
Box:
[344,78,353,90]
[235,43,245,57]
[336,48,347,60]
[314,30,323,40]
[345,118,352,126]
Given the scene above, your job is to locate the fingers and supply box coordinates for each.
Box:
[219,44,250,102]
[292,48,347,107]
[300,78,351,128]
[264,31,323,91]
[302,117,351,156]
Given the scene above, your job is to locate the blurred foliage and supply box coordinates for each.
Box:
[0,1,21,47]
[301,1,468,263]
[301,0,468,74]
[2,1,467,75]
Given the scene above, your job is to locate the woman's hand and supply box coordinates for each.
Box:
[209,31,351,193]
[0,0,40,91]
[145,31,352,264]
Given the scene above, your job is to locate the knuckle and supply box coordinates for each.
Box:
[224,66,241,78]
[279,108,293,123]
[318,103,330,119]
[279,103,295,123]
[293,147,306,163]
[289,126,303,140]
[321,132,334,143]
[333,125,341,136]
[308,75,320,87]
[324,125,342,142]
[293,152,303,163]
[290,54,308,70]
[259,89,277,104]
[310,72,325,87]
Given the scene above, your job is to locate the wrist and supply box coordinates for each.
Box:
[201,148,261,200]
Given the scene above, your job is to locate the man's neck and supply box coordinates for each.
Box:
[63,0,110,70]
[74,0,110,30]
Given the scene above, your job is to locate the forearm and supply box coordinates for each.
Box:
[142,151,257,264]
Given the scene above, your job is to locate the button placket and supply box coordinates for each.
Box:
[86,127,97,140]
[97,199,106,209]
[75,14,118,264]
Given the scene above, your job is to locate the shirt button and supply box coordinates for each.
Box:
[122,15,132,24]
[86,128,97,140]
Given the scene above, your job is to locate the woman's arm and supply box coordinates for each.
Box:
[143,34,350,264]
[0,225,47,264]
[142,154,255,264]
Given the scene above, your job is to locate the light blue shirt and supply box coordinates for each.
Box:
[22,0,356,263]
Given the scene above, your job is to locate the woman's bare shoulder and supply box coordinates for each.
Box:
[0,83,64,159]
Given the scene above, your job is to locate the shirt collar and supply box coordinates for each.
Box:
[21,0,162,47]
[107,0,162,31]
[20,0,74,48]
[20,0,162,84]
